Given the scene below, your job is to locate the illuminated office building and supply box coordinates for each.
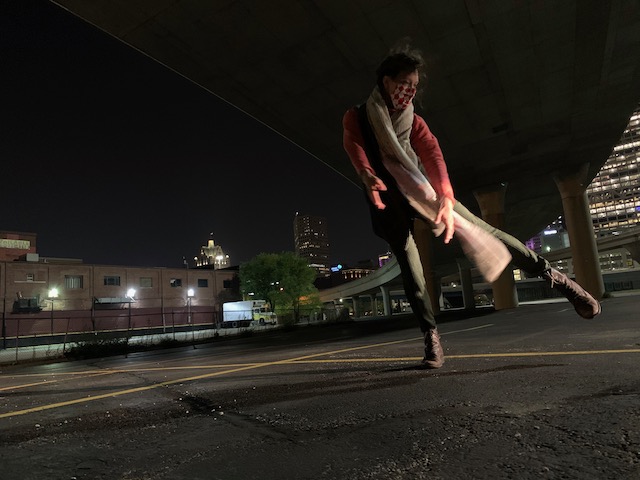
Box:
[293,213,330,277]
[378,251,393,268]
[527,106,640,273]
[194,233,230,269]
[525,217,569,255]
[588,107,640,235]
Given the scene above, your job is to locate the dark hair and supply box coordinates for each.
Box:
[376,46,424,87]
[375,42,427,102]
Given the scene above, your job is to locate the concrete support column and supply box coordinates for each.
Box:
[413,218,441,315]
[365,294,374,316]
[554,164,604,298]
[456,258,475,310]
[473,183,518,310]
[351,296,360,318]
[379,285,391,316]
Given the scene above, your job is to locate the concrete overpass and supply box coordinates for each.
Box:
[545,226,640,263]
[50,0,640,305]
[318,226,640,316]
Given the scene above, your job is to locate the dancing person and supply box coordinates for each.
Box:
[342,46,601,369]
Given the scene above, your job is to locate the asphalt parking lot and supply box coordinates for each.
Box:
[1,293,639,480]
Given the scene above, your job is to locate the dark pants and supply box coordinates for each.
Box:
[379,199,551,332]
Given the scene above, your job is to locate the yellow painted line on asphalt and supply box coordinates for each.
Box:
[0,330,461,418]
[2,324,636,419]
[0,371,117,392]
[446,348,640,359]
[0,324,495,381]
[0,363,266,419]
[441,324,494,334]
[285,348,640,363]
[0,364,272,378]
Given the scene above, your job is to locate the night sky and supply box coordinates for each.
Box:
[1,0,388,269]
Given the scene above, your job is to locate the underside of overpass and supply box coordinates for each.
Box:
[317,226,640,314]
[51,0,640,283]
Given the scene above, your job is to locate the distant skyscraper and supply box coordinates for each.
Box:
[195,233,230,269]
[378,251,393,268]
[588,105,640,235]
[526,217,569,255]
[293,213,330,277]
[526,105,640,273]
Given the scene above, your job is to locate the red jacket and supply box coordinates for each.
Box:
[342,106,455,202]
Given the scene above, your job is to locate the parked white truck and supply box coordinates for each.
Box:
[221,300,277,328]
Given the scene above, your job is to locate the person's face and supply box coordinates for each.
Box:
[383,69,419,110]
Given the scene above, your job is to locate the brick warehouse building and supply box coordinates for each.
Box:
[0,231,238,345]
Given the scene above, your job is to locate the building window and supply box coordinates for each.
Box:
[104,276,121,286]
[65,275,83,289]
[170,278,182,287]
[223,279,232,288]
[140,277,153,288]
[26,273,34,282]
[197,278,208,288]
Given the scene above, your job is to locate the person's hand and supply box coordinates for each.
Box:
[360,171,387,210]
[435,196,455,243]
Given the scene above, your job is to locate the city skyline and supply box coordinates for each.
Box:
[293,213,331,277]
[523,104,640,276]
[4,2,637,273]
[1,1,389,269]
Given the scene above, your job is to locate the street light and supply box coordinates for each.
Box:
[48,288,59,336]
[126,288,136,334]
[187,288,195,348]
[187,288,195,323]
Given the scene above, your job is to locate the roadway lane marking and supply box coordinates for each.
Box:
[0,363,270,419]
[4,347,640,418]
[0,324,495,382]
[0,324,495,418]
[446,349,640,359]
[441,324,494,335]
[0,371,117,392]
[283,349,640,363]
[3,324,637,418]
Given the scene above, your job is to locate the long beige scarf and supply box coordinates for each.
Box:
[366,87,511,283]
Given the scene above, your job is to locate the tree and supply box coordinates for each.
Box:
[240,252,318,322]
[216,272,242,305]
[239,253,280,311]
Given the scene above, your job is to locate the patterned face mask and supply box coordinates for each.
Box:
[390,83,416,110]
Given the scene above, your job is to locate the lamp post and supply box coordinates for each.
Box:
[187,288,195,324]
[126,288,136,339]
[48,287,59,336]
[187,288,195,348]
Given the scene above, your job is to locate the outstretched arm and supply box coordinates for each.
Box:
[359,170,387,210]
[343,108,387,209]
[435,197,455,243]
[412,115,456,241]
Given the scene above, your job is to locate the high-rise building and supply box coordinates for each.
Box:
[293,213,330,277]
[378,251,393,268]
[526,105,640,273]
[588,106,640,235]
[194,233,230,269]
[526,217,570,255]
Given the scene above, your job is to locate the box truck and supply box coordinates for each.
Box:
[221,300,277,328]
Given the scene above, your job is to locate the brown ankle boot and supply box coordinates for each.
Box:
[542,268,601,319]
[422,327,444,369]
